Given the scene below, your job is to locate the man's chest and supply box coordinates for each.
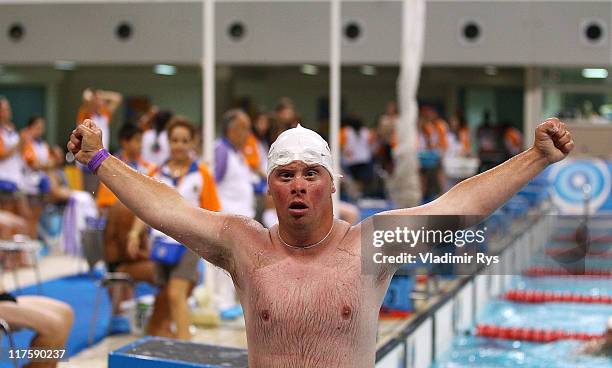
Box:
[243,257,369,334]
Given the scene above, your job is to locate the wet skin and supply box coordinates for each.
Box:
[68,118,576,368]
[205,162,391,368]
[224,218,389,368]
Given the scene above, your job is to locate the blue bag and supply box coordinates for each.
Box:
[38,174,51,194]
[151,238,187,265]
[0,180,18,193]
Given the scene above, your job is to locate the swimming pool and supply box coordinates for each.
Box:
[512,276,611,296]
[433,267,612,367]
[433,335,611,368]
[478,299,611,334]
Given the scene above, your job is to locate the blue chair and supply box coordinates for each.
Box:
[0,318,19,368]
[382,276,415,312]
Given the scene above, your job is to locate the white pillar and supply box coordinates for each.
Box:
[387,0,426,208]
[524,67,542,149]
[202,0,215,166]
[202,0,217,304]
[330,0,341,209]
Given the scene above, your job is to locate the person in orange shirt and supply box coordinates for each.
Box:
[127,117,221,339]
[76,88,122,150]
[242,130,269,223]
[243,133,264,178]
[77,88,123,195]
[420,105,450,153]
[22,117,52,173]
[96,123,156,331]
[449,112,472,156]
[340,115,374,196]
[502,121,523,157]
[96,123,155,211]
[418,106,450,201]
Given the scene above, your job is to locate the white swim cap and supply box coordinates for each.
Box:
[267,124,337,178]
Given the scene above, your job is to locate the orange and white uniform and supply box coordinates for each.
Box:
[148,159,221,243]
[504,127,523,156]
[377,114,398,148]
[432,118,449,152]
[96,153,156,209]
[150,160,220,214]
[215,138,255,218]
[458,126,471,155]
[340,126,373,166]
[418,121,439,151]
[242,134,260,173]
[141,129,170,167]
[22,138,51,195]
[77,106,112,149]
[446,126,472,158]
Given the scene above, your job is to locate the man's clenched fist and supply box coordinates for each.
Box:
[533,118,574,164]
[67,119,104,165]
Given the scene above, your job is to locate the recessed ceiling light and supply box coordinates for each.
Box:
[581,68,607,79]
[300,64,318,76]
[360,65,376,76]
[484,65,498,76]
[154,64,177,76]
[54,60,77,71]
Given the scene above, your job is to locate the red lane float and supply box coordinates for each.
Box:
[475,324,603,342]
[504,289,611,304]
[523,266,612,278]
[415,275,428,284]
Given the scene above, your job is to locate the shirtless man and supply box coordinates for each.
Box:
[68,117,573,368]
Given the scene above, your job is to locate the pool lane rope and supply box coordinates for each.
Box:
[475,324,604,342]
[523,266,612,278]
[545,249,612,258]
[504,289,611,304]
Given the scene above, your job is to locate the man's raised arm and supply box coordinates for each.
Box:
[67,119,233,268]
[385,118,574,223]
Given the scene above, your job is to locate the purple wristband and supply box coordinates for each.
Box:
[88,149,110,174]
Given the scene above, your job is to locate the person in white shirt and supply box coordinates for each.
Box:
[0,96,30,223]
[212,109,254,315]
[141,110,172,167]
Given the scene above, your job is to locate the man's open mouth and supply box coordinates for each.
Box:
[289,202,308,210]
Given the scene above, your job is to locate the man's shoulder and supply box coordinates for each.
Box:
[224,215,272,256]
[220,214,267,236]
[334,220,362,249]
